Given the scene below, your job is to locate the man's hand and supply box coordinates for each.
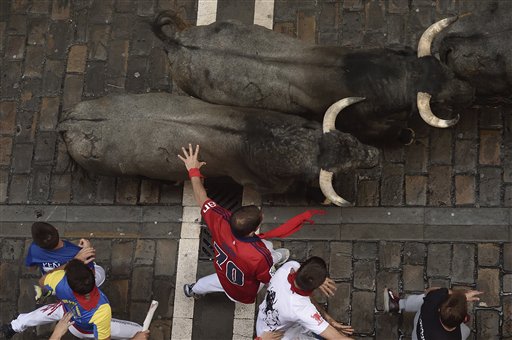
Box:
[178,144,206,171]
[49,312,74,340]
[260,331,284,340]
[318,277,336,297]
[78,239,91,248]
[330,321,354,336]
[130,331,150,340]
[465,290,483,302]
[74,247,96,264]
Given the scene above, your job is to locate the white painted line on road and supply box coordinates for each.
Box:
[254,0,275,29]
[171,181,201,340]
[197,0,218,26]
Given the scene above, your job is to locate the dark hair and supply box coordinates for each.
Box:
[295,257,328,291]
[439,291,467,328]
[31,222,59,250]
[229,205,262,238]
[65,259,95,295]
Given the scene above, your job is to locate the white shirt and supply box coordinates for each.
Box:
[256,261,329,339]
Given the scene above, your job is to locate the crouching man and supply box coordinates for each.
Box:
[8,259,148,339]
[256,257,354,340]
[384,287,483,340]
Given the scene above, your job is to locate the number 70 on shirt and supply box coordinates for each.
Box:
[214,242,245,286]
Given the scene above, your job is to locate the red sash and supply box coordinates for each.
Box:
[258,210,325,239]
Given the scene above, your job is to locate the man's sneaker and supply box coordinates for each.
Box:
[383,288,401,313]
[0,324,16,339]
[274,248,290,266]
[183,283,202,299]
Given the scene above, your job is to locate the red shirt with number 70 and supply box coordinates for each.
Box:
[201,199,273,304]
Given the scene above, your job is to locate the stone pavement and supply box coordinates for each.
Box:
[0,0,511,339]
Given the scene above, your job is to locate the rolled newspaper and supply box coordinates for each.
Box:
[142,300,159,331]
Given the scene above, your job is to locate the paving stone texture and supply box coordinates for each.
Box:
[0,0,511,339]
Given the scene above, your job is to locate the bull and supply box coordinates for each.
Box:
[152,11,474,145]
[58,93,379,206]
[439,2,512,98]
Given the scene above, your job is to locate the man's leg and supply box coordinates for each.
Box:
[110,318,143,339]
[400,294,425,313]
[10,302,65,333]
[384,289,424,340]
[404,294,425,340]
[189,273,224,295]
[261,239,289,266]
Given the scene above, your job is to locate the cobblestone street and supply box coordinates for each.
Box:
[0,0,511,339]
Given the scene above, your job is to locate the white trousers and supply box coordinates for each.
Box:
[192,240,279,300]
[399,294,470,340]
[10,302,142,339]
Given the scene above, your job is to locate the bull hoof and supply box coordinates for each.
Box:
[399,128,415,145]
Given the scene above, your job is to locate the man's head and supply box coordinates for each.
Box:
[295,257,328,291]
[65,259,95,295]
[31,222,60,249]
[229,205,262,238]
[439,291,468,328]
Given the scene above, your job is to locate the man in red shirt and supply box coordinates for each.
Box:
[178,144,291,303]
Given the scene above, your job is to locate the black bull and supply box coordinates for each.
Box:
[152,11,474,145]
[58,93,379,206]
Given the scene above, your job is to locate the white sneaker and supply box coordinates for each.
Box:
[274,248,290,266]
[183,283,202,299]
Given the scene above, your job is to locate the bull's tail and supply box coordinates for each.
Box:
[152,10,190,46]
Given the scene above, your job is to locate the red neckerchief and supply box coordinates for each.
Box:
[259,210,326,239]
[73,287,100,311]
[288,271,313,296]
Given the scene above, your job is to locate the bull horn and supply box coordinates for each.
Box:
[319,169,351,207]
[323,97,366,133]
[417,16,458,57]
[417,92,459,128]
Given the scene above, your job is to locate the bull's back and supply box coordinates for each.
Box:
[59,94,248,179]
[58,93,316,184]
[169,20,414,116]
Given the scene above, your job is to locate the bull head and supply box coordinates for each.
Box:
[438,5,512,98]
[320,97,378,206]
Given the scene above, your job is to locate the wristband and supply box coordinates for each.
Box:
[188,168,203,179]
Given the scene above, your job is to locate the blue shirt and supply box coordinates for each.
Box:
[25,240,94,275]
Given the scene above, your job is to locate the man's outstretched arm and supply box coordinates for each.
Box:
[178,144,209,207]
[311,298,354,340]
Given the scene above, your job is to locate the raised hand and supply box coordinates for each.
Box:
[78,239,91,248]
[465,290,484,302]
[177,144,206,171]
[49,312,74,340]
[74,247,96,264]
[131,331,150,340]
[318,277,337,297]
